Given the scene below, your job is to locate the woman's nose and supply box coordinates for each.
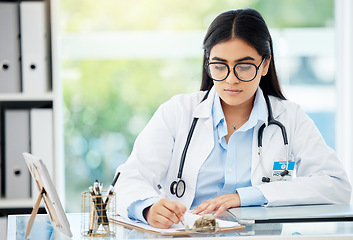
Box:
[226,70,241,84]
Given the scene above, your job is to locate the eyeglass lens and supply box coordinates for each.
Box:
[207,63,258,81]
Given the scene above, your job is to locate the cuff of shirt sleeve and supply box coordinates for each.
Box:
[127,197,160,224]
[237,186,268,206]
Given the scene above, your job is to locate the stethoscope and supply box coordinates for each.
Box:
[170,90,290,198]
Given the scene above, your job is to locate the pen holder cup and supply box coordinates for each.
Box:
[81,190,116,237]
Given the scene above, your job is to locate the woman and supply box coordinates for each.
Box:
[115,9,351,229]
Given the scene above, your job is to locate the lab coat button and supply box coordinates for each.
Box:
[228,168,232,173]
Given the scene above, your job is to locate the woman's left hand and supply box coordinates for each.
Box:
[191,193,241,217]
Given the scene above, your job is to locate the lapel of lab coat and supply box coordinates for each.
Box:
[181,88,215,209]
[251,95,286,185]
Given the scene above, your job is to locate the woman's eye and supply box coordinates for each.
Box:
[214,64,227,70]
[236,64,252,71]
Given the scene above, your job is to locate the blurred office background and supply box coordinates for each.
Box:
[60,0,352,211]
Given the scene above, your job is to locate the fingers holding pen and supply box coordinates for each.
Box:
[146,199,186,229]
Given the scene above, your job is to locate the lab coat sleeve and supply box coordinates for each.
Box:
[127,197,160,223]
[114,98,178,218]
[256,105,351,206]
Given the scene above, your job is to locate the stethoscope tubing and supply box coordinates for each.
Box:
[172,90,290,197]
[177,90,211,179]
[258,94,289,181]
[177,118,199,178]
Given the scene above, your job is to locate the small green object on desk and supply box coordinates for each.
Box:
[185,214,219,233]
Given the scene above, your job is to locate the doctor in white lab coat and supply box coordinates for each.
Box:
[115,9,351,229]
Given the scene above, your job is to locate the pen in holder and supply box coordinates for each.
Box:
[81,190,116,237]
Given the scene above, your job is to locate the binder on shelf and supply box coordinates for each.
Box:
[4,109,31,199]
[0,2,21,93]
[0,115,2,197]
[20,1,49,94]
[30,108,54,196]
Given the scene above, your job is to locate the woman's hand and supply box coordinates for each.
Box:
[191,193,241,217]
[146,198,187,229]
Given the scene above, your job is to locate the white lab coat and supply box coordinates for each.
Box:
[115,87,351,219]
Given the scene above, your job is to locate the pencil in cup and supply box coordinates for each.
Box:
[81,190,116,237]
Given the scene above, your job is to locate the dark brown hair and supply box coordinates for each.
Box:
[200,9,285,100]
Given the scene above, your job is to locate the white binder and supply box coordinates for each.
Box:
[4,109,31,199]
[20,1,49,93]
[0,2,21,93]
[30,108,54,196]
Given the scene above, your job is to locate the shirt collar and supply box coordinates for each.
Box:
[211,87,268,142]
[243,87,268,130]
[212,92,224,128]
[212,92,228,146]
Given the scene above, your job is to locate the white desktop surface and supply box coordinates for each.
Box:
[7,212,353,240]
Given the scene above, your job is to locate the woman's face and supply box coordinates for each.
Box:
[209,38,270,110]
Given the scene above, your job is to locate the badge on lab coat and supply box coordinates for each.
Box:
[272,161,295,181]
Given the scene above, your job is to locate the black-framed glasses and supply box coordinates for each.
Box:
[205,58,266,82]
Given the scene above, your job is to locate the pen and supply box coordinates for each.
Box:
[157,184,184,226]
[99,182,103,194]
[93,180,109,232]
[100,172,121,232]
[104,172,120,205]
[88,187,96,235]
[157,184,167,198]
[94,180,100,195]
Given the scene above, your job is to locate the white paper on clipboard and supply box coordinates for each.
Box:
[111,211,241,235]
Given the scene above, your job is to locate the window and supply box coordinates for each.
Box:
[61,0,337,211]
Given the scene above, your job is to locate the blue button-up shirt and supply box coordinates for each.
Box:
[190,88,268,208]
[128,88,268,223]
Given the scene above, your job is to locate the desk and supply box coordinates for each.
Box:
[7,213,353,240]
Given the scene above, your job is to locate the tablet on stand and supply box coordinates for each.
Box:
[23,152,73,238]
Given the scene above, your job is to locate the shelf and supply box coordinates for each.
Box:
[0,92,54,101]
[0,0,63,215]
[0,198,46,215]
[0,198,34,209]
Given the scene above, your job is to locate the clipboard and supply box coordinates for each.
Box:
[110,213,245,236]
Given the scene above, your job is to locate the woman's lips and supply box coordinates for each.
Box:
[224,89,242,95]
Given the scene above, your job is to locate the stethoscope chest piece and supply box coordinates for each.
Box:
[170,179,186,198]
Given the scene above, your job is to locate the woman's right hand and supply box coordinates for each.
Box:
[145,198,187,229]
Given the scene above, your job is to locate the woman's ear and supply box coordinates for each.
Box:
[261,56,271,76]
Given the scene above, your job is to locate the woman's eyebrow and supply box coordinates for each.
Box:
[211,56,256,62]
[236,56,256,62]
[211,56,227,62]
